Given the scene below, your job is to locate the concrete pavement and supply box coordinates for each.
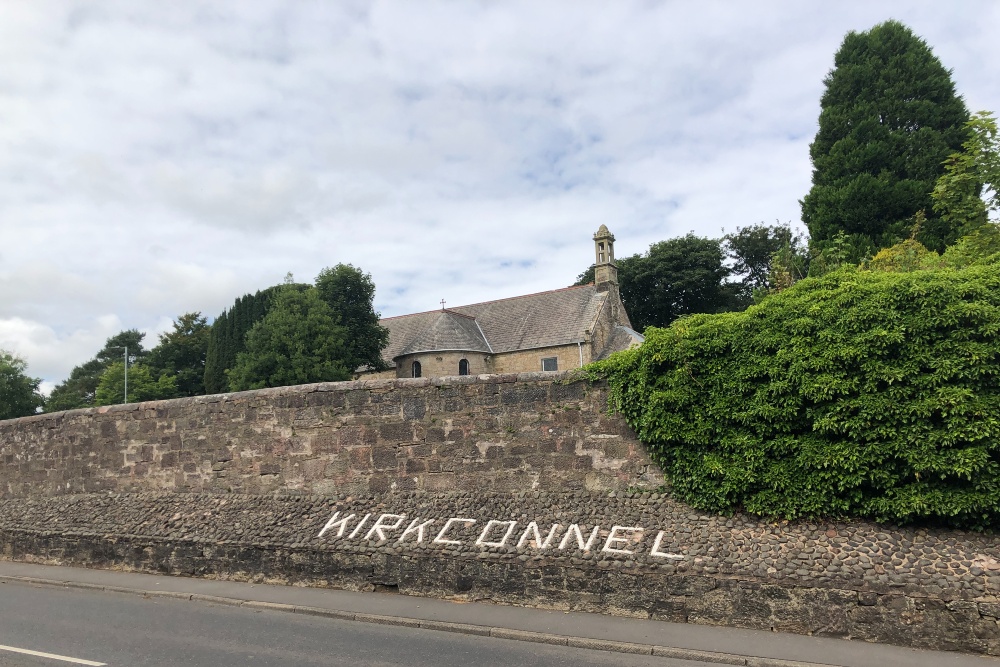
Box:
[0,561,993,667]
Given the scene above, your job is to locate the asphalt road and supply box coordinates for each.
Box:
[0,581,708,667]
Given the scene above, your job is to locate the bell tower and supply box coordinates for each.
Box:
[593,224,617,290]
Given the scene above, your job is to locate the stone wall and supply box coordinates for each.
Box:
[2,373,1000,656]
[0,372,660,499]
[2,490,999,655]
[492,344,585,374]
[382,343,591,380]
[392,351,494,379]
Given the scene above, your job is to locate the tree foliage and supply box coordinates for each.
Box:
[576,234,737,330]
[146,312,210,397]
[94,362,177,406]
[627,235,738,329]
[315,264,389,372]
[941,223,1000,268]
[228,287,352,391]
[801,20,971,254]
[594,259,1000,529]
[0,350,44,419]
[203,286,285,394]
[45,330,148,412]
[724,223,808,298]
[206,266,389,393]
[932,110,1000,233]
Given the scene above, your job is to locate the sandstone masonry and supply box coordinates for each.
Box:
[0,372,660,498]
[2,374,999,656]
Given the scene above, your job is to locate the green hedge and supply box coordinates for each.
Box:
[596,262,1000,528]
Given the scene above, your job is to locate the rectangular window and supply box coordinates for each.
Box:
[541,357,558,372]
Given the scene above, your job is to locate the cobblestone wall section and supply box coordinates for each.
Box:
[0,373,661,498]
[2,491,999,655]
[4,373,1000,655]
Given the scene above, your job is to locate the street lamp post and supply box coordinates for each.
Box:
[107,346,129,404]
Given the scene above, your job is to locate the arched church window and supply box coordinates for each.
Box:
[459,359,469,375]
[411,361,421,378]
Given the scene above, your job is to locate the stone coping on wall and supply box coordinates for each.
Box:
[9,371,589,424]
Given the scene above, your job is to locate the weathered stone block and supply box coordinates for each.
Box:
[378,423,412,443]
[371,447,398,470]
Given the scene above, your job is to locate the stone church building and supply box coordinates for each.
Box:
[366,226,643,379]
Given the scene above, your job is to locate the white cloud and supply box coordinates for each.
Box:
[0,315,122,384]
[0,1,997,386]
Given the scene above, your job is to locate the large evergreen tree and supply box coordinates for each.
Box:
[801,20,970,254]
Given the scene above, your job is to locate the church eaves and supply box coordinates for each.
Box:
[378,284,608,367]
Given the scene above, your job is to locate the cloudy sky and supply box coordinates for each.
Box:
[1,1,998,391]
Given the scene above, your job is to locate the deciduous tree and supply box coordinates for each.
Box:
[625,235,736,329]
[724,223,808,299]
[46,330,148,411]
[94,362,178,406]
[146,312,210,397]
[0,350,44,419]
[315,264,389,373]
[228,287,352,391]
[932,110,1000,232]
[575,235,737,330]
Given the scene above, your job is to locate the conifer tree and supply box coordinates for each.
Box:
[204,291,276,394]
[202,284,308,394]
[228,287,351,391]
[801,20,970,254]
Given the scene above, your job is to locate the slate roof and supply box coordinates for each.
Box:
[379,285,608,365]
[596,326,645,361]
[397,310,491,356]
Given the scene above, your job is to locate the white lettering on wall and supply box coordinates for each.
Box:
[364,513,407,542]
[649,530,684,560]
[398,518,436,543]
[476,520,519,547]
[433,518,477,545]
[602,526,643,555]
[314,509,686,561]
[348,513,372,539]
[516,522,561,549]
[558,524,601,553]
[317,512,355,539]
